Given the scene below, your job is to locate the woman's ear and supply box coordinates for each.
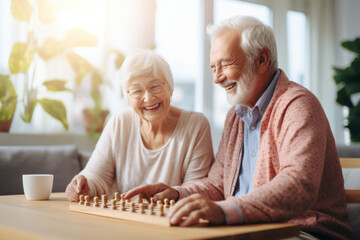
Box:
[257,47,271,74]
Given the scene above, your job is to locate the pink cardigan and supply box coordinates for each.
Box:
[177,71,353,239]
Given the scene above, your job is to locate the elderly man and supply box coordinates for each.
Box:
[124,16,353,240]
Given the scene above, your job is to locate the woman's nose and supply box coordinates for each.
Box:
[143,90,155,101]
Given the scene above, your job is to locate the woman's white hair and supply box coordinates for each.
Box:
[119,48,174,99]
[207,15,278,71]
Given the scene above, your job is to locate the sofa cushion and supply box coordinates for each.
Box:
[337,144,360,158]
[0,145,81,195]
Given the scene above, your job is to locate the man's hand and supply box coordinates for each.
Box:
[123,182,179,202]
[169,193,225,227]
[65,175,90,202]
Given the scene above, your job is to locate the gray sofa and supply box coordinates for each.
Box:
[0,145,90,195]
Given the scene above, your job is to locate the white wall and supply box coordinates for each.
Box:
[333,0,360,144]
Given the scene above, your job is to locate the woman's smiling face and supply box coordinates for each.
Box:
[126,76,172,123]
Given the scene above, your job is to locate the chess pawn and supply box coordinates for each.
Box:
[114,192,120,202]
[156,200,162,206]
[101,195,108,208]
[121,200,126,211]
[157,204,164,217]
[130,201,135,212]
[164,198,170,208]
[101,194,107,203]
[111,199,117,210]
[93,196,100,207]
[139,203,145,214]
[85,195,91,206]
[79,195,85,205]
[150,197,154,205]
[170,199,175,208]
[149,203,155,215]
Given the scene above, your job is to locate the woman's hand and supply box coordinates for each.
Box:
[65,175,90,202]
[123,182,179,203]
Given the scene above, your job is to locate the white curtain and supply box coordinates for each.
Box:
[306,0,344,143]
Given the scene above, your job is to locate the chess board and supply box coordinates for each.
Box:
[69,193,174,226]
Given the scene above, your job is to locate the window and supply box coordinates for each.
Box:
[154,0,202,111]
[287,10,307,87]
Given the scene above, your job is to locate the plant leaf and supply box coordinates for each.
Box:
[43,79,71,92]
[66,52,93,86]
[0,74,17,121]
[336,86,353,108]
[112,50,125,69]
[39,98,68,130]
[342,38,360,55]
[11,0,33,22]
[37,0,57,24]
[38,38,67,61]
[351,57,360,75]
[65,28,98,47]
[344,81,360,95]
[8,42,34,74]
[21,90,38,123]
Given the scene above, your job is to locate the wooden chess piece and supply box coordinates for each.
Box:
[93,196,100,207]
[85,195,91,206]
[79,195,85,205]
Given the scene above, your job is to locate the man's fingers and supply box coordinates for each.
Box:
[169,194,197,218]
[179,210,203,227]
[170,199,198,225]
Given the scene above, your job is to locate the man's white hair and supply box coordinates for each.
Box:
[207,15,278,71]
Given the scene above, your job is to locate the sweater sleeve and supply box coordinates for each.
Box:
[79,115,117,197]
[181,114,214,185]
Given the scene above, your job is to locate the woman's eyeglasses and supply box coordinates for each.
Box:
[127,81,166,99]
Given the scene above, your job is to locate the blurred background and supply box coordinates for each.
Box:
[0,0,359,151]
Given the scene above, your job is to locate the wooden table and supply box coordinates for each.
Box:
[0,193,299,240]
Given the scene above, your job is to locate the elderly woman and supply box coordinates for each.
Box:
[66,49,214,201]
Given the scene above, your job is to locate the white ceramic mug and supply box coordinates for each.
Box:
[22,174,54,200]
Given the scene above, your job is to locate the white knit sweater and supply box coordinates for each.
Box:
[80,108,214,196]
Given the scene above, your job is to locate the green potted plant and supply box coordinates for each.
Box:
[67,50,125,139]
[333,37,360,142]
[4,0,98,131]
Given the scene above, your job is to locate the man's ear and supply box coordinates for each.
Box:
[257,47,271,74]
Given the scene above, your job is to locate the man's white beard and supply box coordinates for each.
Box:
[226,67,254,106]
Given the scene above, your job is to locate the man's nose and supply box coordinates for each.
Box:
[213,69,225,84]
